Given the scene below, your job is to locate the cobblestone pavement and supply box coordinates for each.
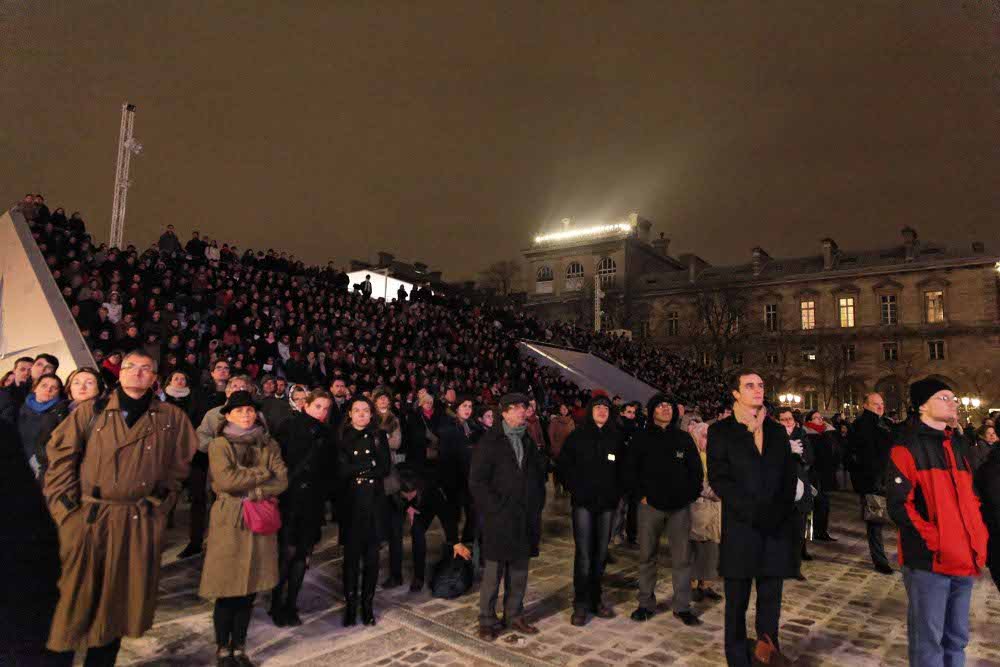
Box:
[119,490,1000,666]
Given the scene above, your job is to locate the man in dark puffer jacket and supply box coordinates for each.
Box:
[624,393,703,626]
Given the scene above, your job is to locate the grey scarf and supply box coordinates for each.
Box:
[503,420,527,468]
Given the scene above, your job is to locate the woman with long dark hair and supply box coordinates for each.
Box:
[31,368,105,480]
[337,396,390,626]
[271,389,335,626]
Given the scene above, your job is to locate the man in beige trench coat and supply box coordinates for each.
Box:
[43,350,198,665]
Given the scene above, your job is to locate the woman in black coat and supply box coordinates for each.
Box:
[974,442,1000,592]
[18,374,64,474]
[337,397,390,627]
[556,396,621,625]
[162,370,197,422]
[271,390,337,626]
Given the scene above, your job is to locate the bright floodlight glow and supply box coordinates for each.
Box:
[962,397,970,406]
[972,398,981,408]
[534,222,634,244]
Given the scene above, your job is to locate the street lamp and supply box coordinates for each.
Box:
[778,393,802,407]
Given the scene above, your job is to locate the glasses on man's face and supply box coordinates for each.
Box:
[932,395,959,404]
[121,363,154,374]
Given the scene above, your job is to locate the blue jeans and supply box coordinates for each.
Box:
[902,566,974,667]
[571,507,612,611]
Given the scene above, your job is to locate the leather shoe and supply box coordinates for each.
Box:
[508,618,540,635]
[571,610,588,626]
[630,607,655,622]
[177,543,203,559]
[478,625,498,642]
[814,533,838,542]
[691,587,705,602]
[702,587,723,601]
[409,579,424,593]
[381,576,403,589]
[674,610,702,626]
[801,551,814,561]
[875,563,894,575]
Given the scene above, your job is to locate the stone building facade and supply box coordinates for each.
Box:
[524,220,1000,417]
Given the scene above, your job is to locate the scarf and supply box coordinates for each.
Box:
[165,386,191,399]
[25,394,59,414]
[117,387,152,428]
[804,421,826,435]
[733,402,765,452]
[222,422,264,444]
[502,420,527,468]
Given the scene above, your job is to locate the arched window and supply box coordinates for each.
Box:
[535,265,553,294]
[597,257,616,287]
[565,261,584,291]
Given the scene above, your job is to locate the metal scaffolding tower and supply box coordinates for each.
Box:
[109,103,140,249]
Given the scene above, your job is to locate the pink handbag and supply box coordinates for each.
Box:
[241,497,281,535]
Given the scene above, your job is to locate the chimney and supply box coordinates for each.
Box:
[652,232,671,257]
[821,238,839,270]
[751,246,771,277]
[972,241,985,254]
[632,212,652,243]
[680,253,710,284]
[902,227,920,261]
[377,251,395,266]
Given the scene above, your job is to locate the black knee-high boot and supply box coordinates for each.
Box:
[284,557,308,625]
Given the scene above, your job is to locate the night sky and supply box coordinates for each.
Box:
[3,2,996,281]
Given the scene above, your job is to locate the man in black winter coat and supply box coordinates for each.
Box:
[708,371,800,667]
[625,393,703,626]
[557,396,622,625]
[469,393,547,641]
[845,392,894,574]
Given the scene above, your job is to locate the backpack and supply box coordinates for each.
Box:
[430,552,473,599]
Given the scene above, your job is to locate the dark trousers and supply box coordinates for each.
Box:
[51,638,122,667]
[343,536,379,602]
[859,496,891,569]
[723,577,783,667]
[626,495,638,543]
[813,486,830,537]
[479,559,529,626]
[213,594,256,649]
[188,463,208,547]
[460,496,478,544]
[411,506,459,583]
[571,507,612,611]
[386,504,405,580]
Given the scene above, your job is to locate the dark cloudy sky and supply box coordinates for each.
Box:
[3,2,996,281]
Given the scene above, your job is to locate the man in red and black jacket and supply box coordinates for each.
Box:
[887,378,988,667]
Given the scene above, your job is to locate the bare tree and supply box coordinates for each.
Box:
[479,260,520,296]
[812,334,855,410]
[686,287,751,372]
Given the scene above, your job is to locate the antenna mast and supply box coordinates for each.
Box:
[110,103,140,249]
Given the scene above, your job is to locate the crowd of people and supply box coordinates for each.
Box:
[3,203,999,667]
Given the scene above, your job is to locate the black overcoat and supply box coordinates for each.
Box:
[469,424,547,562]
[707,414,798,579]
[276,411,337,550]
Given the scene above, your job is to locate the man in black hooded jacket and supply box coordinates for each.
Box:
[624,393,703,626]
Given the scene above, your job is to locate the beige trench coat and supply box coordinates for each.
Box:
[198,430,288,600]
[43,394,197,651]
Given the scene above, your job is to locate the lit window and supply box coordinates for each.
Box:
[928,340,945,360]
[838,297,855,328]
[800,300,816,330]
[666,311,679,337]
[882,342,899,361]
[801,346,817,362]
[565,262,584,291]
[925,290,944,323]
[880,294,897,325]
[596,257,617,288]
[803,389,818,411]
[765,304,779,332]
[535,266,553,294]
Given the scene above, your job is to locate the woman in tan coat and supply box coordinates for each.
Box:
[199,391,287,667]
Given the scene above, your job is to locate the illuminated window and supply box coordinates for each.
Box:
[801,345,817,362]
[666,311,679,337]
[880,295,897,325]
[596,257,617,288]
[535,266,553,294]
[803,387,818,411]
[765,304,779,332]
[800,300,816,330]
[565,262,584,291]
[838,297,856,328]
[925,290,944,323]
